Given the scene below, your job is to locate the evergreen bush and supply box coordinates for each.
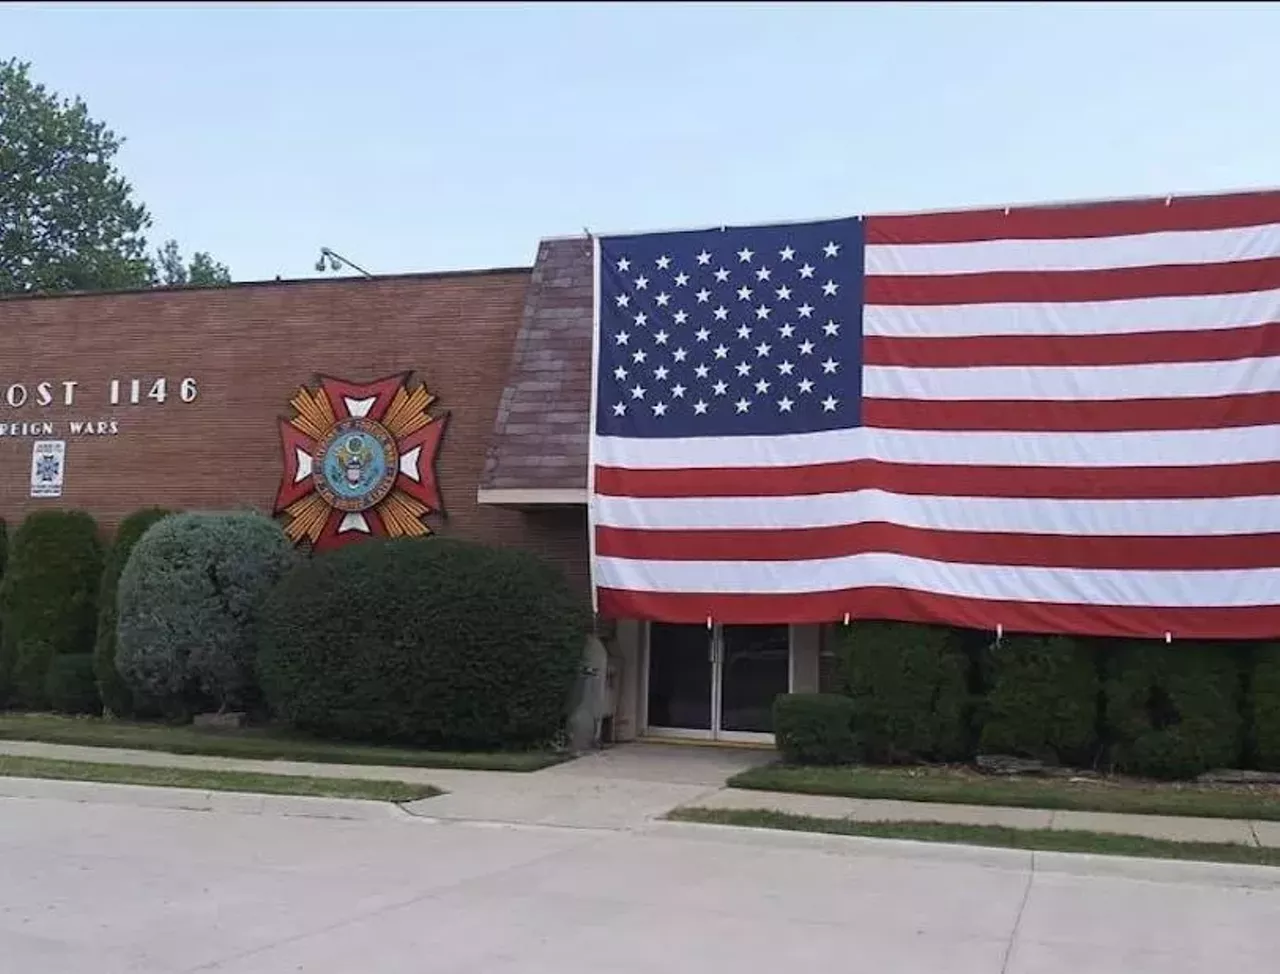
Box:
[1104,640,1245,779]
[773,693,860,765]
[115,511,297,715]
[0,510,102,708]
[45,654,101,715]
[257,537,589,749]
[1250,643,1280,772]
[833,621,973,763]
[93,508,173,716]
[978,634,1101,767]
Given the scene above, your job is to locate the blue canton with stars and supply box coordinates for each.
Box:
[594,217,864,439]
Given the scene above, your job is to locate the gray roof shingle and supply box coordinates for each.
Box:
[480,236,594,495]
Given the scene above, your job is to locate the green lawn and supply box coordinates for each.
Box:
[669,807,1280,869]
[729,763,1280,822]
[0,755,440,802]
[0,713,565,772]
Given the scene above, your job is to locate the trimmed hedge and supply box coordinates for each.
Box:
[0,510,103,709]
[1105,640,1245,780]
[0,519,6,688]
[46,654,101,715]
[834,621,972,764]
[94,508,173,717]
[257,537,589,750]
[116,511,298,714]
[774,693,859,765]
[1252,643,1280,772]
[978,634,1101,767]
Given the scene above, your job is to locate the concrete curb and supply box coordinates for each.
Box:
[0,775,407,822]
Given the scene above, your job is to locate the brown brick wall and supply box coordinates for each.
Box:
[0,271,591,592]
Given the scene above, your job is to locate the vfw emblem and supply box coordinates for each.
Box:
[273,373,448,550]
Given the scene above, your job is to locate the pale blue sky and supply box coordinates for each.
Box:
[5,2,1277,282]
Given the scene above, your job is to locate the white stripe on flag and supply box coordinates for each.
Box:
[862,356,1280,401]
[862,287,1280,338]
[865,223,1280,276]
[594,553,1280,608]
[594,491,1280,537]
[591,424,1280,470]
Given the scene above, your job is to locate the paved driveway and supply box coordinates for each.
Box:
[3,787,1279,973]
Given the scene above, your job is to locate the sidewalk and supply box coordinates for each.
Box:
[689,787,1280,848]
[2,738,1277,847]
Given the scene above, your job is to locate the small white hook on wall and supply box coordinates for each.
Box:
[1164,631,1172,644]
[996,623,1004,641]
[843,612,851,626]
[706,615,713,630]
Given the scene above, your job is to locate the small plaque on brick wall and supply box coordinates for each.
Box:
[30,440,66,499]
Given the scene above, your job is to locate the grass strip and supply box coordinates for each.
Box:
[0,714,563,772]
[0,755,441,802]
[729,764,1280,822]
[668,807,1280,868]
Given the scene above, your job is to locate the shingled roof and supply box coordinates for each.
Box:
[478,236,594,505]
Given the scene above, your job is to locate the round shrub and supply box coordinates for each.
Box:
[45,654,100,715]
[257,537,590,750]
[0,518,7,683]
[1250,643,1280,772]
[1104,640,1245,779]
[116,511,298,714]
[774,693,860,765]
[978,634,1101,767]
[0,510,103,709]
[94,508,173,716]
[834,621,973,764]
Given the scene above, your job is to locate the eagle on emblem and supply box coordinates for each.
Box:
[335,434,374,487]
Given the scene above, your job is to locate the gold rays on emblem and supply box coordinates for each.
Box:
[282,493,329,544]
[382,382,436,440]
[288,385,336,440]
[377,491,431,538]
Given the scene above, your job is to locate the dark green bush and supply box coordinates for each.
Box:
[1251,643,1280,772]
[978,634,1101,767]
[0,518,7,683]
[774,693,860,765]
[116,511,298,715]
[834,621,972,763]
[94,508,173,717]
[1105,640,1245,779]
[257,537,590,750]
[0,510,103,709]
[45,654,101,715]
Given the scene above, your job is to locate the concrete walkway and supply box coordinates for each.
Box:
[2,738,1277,847]
[695,787,1280,848]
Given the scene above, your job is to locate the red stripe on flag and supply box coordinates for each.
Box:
[862,391,1280,433]
[595,523,1280,571]
[596,586,1280,640]
[865,192,1280,244]
[863,323,1280,369]
[592,460,1280,501]
[864,257,1280,306]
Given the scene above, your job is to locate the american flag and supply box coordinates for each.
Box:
[588,192,1280,639]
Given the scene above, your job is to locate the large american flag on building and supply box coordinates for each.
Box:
[588,191,1280,639]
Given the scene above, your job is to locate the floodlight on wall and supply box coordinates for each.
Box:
[315,246,375,278]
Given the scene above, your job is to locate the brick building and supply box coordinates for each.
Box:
[0,236,824,745]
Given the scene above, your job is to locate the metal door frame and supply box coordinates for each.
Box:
[641,622,793,743]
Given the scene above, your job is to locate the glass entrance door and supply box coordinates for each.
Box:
[645,623,791,742]
[645,623,713,737]
[716,624,792,742]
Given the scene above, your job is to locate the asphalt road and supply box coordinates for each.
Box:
[2,791,1278,973]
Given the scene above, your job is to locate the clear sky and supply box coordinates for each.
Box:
[4,2,1277,283]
